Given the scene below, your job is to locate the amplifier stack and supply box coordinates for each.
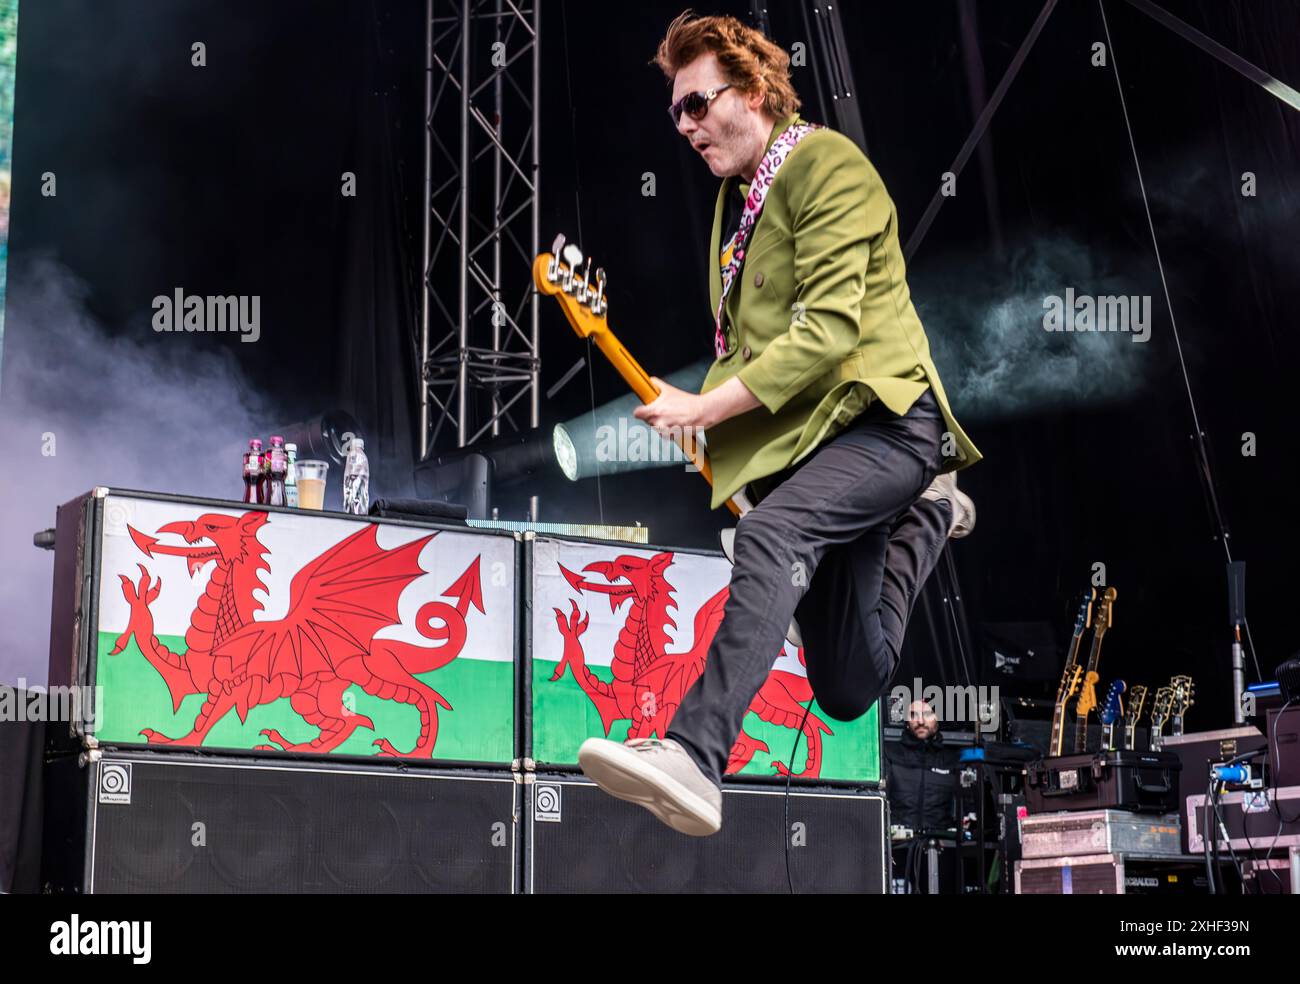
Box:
[42,488,889,893]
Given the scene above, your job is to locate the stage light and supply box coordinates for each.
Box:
[553,358,710,481]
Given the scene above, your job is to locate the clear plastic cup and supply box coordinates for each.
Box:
[295,460,329,510]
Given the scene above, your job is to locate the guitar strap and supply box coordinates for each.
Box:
[713,121,822,358]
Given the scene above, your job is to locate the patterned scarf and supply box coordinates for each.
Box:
[714,121,823,358]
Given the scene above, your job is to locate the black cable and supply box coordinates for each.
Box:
[1204,776,1217,894]
[906,835,923,893]
[939,547,978,691]
[784,697,814,894]
[1206,785,1216,889]
[584,339,605,524]
[1210,780,1246,891]
[1225,742,1284,893]
[1238,803,1282,895]
[557,3,603,525]
[1239,777,1262,894]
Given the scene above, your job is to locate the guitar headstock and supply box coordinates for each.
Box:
[1124,684,1148,727]
[1092,586,1117,636]
[1072,588,1096,639]
[1058,663,1084,704]
[534,233,609,338]
[1100,679,1127,726]
[1171,674,1195,717]
[1150,686,1174,730]
[1060,662,1081,701]
[1076,671,1100,716]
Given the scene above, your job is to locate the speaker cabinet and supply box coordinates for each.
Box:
[525,775,887,893]
[43,751,519,893]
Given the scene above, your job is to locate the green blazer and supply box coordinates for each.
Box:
[701,113,981,510]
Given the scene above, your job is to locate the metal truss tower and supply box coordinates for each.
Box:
[420,0,541,479]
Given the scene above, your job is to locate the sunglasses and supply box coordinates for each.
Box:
[668,83,733,127]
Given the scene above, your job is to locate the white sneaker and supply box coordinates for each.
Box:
[578,737,722,836]
[718,528,804,648]
[920,471,976,538]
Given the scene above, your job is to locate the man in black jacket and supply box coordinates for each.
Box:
[886,699,960,833]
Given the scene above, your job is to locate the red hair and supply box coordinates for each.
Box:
[652,9,801,119]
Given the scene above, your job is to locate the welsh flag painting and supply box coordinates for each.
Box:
[92,495,516,763]
[530,536,880,782]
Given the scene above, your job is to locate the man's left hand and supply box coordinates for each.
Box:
[633,377,714,434]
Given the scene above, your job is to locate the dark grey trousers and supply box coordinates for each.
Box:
[666,388,952,786]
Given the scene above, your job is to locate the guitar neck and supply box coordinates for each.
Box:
[534,252,744,517]
[1071,637,1106,753]
[1049,636,1085,757]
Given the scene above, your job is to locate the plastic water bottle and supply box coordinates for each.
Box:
[342,438,370,515]
[284,442,299,508]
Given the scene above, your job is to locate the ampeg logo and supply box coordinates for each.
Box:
[1125,876,1160,889]
[102,498,135,536]
[534,782,562,822]
[98,762,132,804]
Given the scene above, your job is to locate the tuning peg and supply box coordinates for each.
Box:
[579,256,592,303]
[593,267,607,316]
[547,233,566,281]
[560,243,583,294]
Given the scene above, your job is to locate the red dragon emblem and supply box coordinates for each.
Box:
[550,550,832,777]
[107,510,484,756]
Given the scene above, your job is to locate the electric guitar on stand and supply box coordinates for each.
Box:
[1169,674,1195,738]
[1099,679,1126,752]
[1071,586,1117,754]
[1049,589,1095,757]
[1122,684,1148,751]
[1149,686,1174,751]
[534,234,803,646]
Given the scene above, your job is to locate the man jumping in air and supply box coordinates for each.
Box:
[578,10,981,836]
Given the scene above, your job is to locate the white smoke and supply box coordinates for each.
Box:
[913,234,1158,421]
[0,255,276,685]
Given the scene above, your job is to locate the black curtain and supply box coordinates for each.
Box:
[330,3,422,498]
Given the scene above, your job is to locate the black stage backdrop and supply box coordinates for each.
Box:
[3,1,1298,724]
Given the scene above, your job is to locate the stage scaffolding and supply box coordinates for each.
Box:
[420,0,541,520]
